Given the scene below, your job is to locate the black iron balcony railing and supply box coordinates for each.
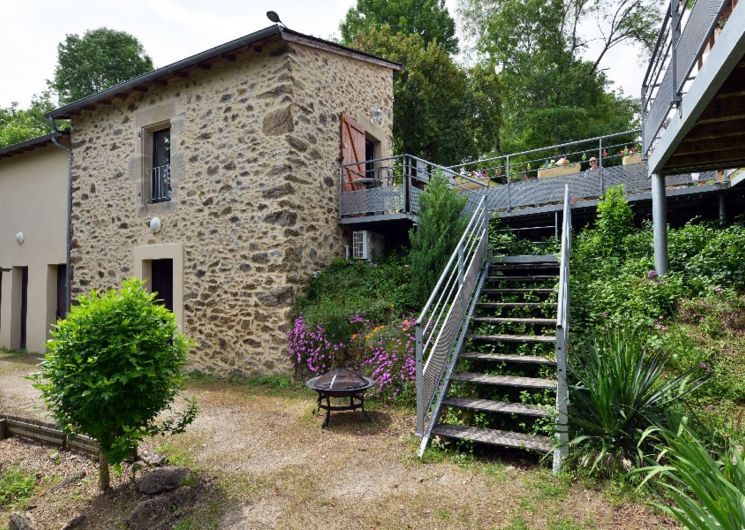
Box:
[150,164,171,203]
[642,0,735,155]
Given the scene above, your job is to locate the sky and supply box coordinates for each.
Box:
[0,0,648,108]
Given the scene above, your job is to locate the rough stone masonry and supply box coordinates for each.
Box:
[68,37,394,375]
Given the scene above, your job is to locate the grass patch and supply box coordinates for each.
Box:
[156,441,195,467]
[0,466,36,509]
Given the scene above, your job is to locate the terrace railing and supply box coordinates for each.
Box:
[642,0,735,155]
[150,164,171,203]
[339,154,486,221]
[415,196,489,452]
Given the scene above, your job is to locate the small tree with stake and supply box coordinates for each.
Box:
[32,279,197,490]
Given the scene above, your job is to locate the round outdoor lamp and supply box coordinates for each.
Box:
[149,217,162,234]
[15,232,24,245]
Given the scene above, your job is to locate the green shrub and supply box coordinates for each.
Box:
[488,217,559,255]
[32,279,197,490]
[409,171,467,304]
[0,466,36,509]
[595,184,634,254]
[568,326,706,476]
[294,252,416,342]
[637,426,745,530]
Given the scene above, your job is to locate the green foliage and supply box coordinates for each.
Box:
[294,252,416,342]
[488,216,559,255]
[459,0,652,152]
[595,185,634,251]
[637,426,745,530]
[51,27,154,104]
[340,0,458,53]
[0,466,36,509]
[568,326,706,476]
[32,279,196,482]
[0,92,56,148]
[349,26,501,164]
[409,172,467,304]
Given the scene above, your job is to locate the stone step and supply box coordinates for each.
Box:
[443,396,549,417]
[469,333,556,343]
[459,352,556,365]
[451,372,557,390]
[432,424,551,452]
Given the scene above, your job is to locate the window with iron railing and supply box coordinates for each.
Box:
[150,128,171,203]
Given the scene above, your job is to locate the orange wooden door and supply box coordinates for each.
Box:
[340,112,366,191]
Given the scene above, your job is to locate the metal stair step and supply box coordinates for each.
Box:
[476,302,550,308]
[491,255,559,264]
[460,352,556,365]
[443,396,549,417]
[482,288,555,294]
[486,275,558,281]
[471,317,555,325]
[470,333,556,343]
[432,424,551,452]
[451,372,557,390]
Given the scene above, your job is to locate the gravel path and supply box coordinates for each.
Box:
[0,352,676,529]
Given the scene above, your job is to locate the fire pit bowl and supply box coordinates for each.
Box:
[306,368,374,428]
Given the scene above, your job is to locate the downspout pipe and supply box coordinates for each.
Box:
[48,118,73,315]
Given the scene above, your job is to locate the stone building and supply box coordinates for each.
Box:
[0,24,399,374]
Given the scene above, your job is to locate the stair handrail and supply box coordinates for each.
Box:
[553,184,571,472]
[415,195,489,442]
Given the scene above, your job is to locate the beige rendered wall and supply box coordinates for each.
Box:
[69,38,394,375]
[0,144,68,352]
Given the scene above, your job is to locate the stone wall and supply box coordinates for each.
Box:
[69,36,394,374]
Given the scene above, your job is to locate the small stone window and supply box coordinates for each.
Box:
[147,125,171,203]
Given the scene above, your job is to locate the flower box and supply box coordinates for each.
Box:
[537,163,582,179]
[622,153,642,165]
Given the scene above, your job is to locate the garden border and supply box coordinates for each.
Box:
[0,414,99,456]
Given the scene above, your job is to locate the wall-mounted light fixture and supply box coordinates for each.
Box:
[149,217,162,234]
[15,232,24,245]
[371,107,384,125]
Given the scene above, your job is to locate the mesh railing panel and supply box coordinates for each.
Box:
[340,185,404,216]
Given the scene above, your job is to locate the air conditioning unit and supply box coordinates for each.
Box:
[351,230,384,261]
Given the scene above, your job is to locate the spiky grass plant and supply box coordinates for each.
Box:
[567,326,706,475]
[636,426,745,530]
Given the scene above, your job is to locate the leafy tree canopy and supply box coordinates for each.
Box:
[459,0,656,152]
[50,27,154,105]
[351,26,501,164]
[341,0,459,54]
[0,92,56,148]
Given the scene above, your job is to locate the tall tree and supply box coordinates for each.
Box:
[459,0,648,151]
[50,28,154,105]
[351,26,501,164]
[0,92,55,148]
[341,0,459,54]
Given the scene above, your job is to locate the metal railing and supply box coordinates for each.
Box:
[642,0,734,154]
[339,154,486,221]
[553,185,571,473]
[447,130,642,185]
[415,195,489,455]
[150,164,171,203]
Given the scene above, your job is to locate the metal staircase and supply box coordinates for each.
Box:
[415,187,571,471]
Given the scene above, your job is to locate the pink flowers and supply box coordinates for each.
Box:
[287,315,417,400]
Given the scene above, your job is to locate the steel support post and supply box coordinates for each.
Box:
[415,323,424,436]
[652,172,669,275]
